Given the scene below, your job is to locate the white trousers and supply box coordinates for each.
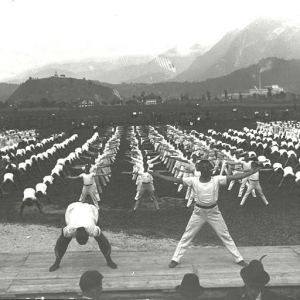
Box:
[238,177,256,197]
[172,206,243,263]
[240,180,268,205]
[79,184,100,209]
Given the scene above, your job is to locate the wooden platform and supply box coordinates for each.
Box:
[1,246,300,299]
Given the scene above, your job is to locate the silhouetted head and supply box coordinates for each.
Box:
[79,270,103,298]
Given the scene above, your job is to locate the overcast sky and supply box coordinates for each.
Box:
[1,0,300,81]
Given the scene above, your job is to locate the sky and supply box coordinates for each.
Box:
[1,0,300,81]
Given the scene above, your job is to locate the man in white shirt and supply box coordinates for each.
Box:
[66,164,109,209]
[20,188,43,215]
[35,182,51,204]
[151,160,262,268]
[49,202,117,272]
[122,163,159,211]
[240,162,272,206]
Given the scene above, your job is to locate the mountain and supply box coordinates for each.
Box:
[174,17,300,82]
[124,45,208,83]
[0,83,19,102]
[6,77,121,105]
[174,29,240,82]
[7,45,208,84]
[3,57,300,103]
[100,57,300,99]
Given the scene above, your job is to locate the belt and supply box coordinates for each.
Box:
[250,179,259,181]
[142,182,150,184]
[84,183,93,186]
[195,203,217,209]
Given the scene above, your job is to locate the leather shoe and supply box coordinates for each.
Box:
[236,260,248,267]
[169,260,179,268]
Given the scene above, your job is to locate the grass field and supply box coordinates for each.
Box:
[0,121,299,253]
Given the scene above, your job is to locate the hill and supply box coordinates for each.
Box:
[0,83,19,102]
[6,77,121,106]
[100,57,300,99]
[174,17,300,82]
[9,68,78,84]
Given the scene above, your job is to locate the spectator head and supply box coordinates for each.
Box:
[240,255,270,299]
[79,270,103,298]
[175,273,204,300]
[76,227,89,245]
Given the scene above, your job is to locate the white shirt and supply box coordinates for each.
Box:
[43,175,54,184]
[51,165,63,175]
[241,161,252,171]
[57,158,66,166]
[183,176,227,206]
[4,173,14,182]
[63,203,100,237]
[249,172,259,180]
[23,188,36,201]
[138,171,153,183]
[16,149,25,156]
[36,183,47,194]
[80,173,96,185]
[18,162,27,170]
[25,159,33,166]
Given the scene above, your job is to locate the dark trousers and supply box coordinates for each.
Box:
[54,218,112,265]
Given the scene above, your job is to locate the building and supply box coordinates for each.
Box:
[145,99,157,105]
[222,84,285,100]
[73,99,96,108]
[249,85,285,96]
[136,93,161,105]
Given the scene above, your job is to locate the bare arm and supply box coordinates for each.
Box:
[226,166,262,182]
[259,168,273,172]
[66,175,81,180]
[170,156,188,163]
[174,167,194,173]
[150,171,183,184]
[121,171,138,175]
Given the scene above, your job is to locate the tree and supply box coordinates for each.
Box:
[111,98,121,105]
[126,99,137,105]
[184,92,189,101]
[279,91,286,100]
[239,92,243,101]
[267,87,272,100]
[224,89,228,101]
[206,91,211,101]
[40,97,50,107]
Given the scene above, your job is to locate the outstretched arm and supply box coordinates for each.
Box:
[121,171,138,175]
[66,175,81,180]
[259,168,273,172]
[149,171,183,184]
[226,165,262,182]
